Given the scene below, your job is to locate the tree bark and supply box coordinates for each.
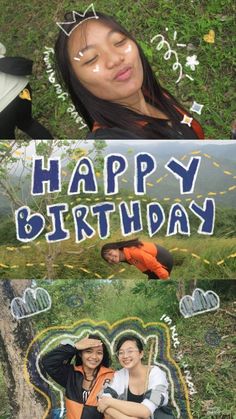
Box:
[0,280,47,418]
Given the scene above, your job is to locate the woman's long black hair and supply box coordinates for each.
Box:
[55,11,198,139]
[101,238,143,261]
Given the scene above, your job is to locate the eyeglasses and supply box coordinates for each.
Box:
[116,349,140,358]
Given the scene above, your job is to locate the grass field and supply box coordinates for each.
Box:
[0,0,235,139]
[0,233,235,280]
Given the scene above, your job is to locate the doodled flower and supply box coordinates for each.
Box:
[185,55,199,71]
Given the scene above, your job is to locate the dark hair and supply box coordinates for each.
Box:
[101,238,143,261]
[55,11,198,139]
[75,334,111,367]
[115,335,144,353]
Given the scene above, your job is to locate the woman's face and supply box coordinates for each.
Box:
[68,19,143,104]
[104,248,120,264]
[117,340,143,369]
[81,346,104,370]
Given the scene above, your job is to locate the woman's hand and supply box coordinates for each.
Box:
[75,337,103,350]
[97,396,112,413]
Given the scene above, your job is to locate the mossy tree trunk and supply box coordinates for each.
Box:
[0,280,46,419]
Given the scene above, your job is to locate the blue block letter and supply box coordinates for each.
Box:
[166,157,201,194]
[147,203,165,236]
[46,204,70,242]
[32,157,60,195]
[135,153,156,194]
[189,199,215,234]
[15,206,45,242]
[167,204,190,236]
[68,157,97,194]
[119,201,142,236]
[72,205,95,243]
[91,202,115,239]
[105,154,127,194]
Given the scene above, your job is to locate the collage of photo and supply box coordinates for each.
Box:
[0,1,235,419]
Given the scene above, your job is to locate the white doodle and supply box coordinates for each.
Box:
[185,55,199,71]
[43,47,87,130]
[151,34,183,83]
[93,65,100,73]
[151,30,194,83]
[180,115,193,127]
[160,314,197,396]
[124,44,132,54]
[11,287,52,320]
[56,4,99,37]
[74,52,84,62]
[190,101,204,115]
[179,288,220,318]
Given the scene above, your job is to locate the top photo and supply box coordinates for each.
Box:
[0,0,235,140]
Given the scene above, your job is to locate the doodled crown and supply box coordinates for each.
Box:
[56,3,99,37]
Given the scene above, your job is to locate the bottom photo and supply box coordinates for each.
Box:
[0,278,235,419]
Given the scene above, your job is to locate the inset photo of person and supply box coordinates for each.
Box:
[101,239,174,280]
[0,2,234,139]
[1,278,235,419]
[0,139,235,281]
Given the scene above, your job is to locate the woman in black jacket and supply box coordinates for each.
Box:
[42,335,114,419]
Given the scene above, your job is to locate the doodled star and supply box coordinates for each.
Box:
[185,55,199,71]
[190,101,204,115]
[181,115,193,127]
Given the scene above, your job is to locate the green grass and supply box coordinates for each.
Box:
[0,233,235,279]
[0,0,235,138]
[175,304,236,418]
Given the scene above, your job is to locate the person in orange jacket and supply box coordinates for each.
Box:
[101,239,173,280]
[42,335,114,419]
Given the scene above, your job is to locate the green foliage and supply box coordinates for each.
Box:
[0,217,19,245]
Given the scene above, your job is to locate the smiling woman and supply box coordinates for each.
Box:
[101,239,174,280]
[42,335,114,419]
[98,335,174,419]
[55,11,204,139]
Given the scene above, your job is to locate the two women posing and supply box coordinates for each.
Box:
[42,335,174,419]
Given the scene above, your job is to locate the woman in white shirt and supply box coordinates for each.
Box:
[98,335,174,419]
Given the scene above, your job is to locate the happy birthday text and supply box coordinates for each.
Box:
[15,153,215,243]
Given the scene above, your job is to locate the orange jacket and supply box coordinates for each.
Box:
[123,242,169,279]
[42,344,114,419]
[66,365,114,419]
